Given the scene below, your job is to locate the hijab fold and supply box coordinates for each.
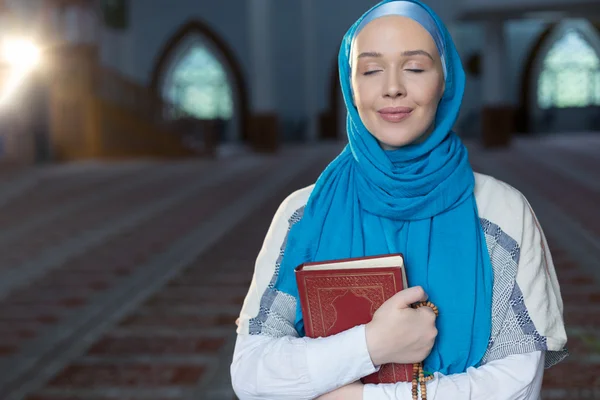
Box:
[274,0,493,375]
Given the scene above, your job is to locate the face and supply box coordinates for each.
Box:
[351,15,445,150]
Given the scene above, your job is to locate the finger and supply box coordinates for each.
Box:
[393,286,428,308]
[416,306,437,319]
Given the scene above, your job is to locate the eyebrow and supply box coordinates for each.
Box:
[357,50,434,61]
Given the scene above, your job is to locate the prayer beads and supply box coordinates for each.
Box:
[411,301,439,400]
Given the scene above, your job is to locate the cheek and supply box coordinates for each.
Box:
[411,81,443,109]
[352,84,379,130]
[353,83,374,111]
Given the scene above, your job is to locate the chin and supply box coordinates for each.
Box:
[375,131,420,150]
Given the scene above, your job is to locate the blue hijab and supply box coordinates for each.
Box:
[274,0,493,375]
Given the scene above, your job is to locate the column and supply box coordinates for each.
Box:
[301,0,318,142]
[248,0,273,112]
[75,3,98,44]
[247,0,278,151]
[38,0,69,45]
[482,20,507,106]
[481,20,514,147]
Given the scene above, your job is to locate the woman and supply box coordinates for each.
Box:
[231,1,567,399]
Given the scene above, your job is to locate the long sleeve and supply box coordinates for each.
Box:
[231,324,378,400]
[231,187,378,399]
[363,351,545,400]
[232,321,544,400]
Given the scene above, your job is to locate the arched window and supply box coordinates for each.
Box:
[537,27,600,109]
[152,21,249,143]
[162,36,234,120]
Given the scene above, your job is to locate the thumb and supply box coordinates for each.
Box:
[392,286,428,308]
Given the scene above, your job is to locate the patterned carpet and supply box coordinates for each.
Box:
[0,134,597,399]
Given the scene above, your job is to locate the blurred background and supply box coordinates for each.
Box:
[0,0,597,399]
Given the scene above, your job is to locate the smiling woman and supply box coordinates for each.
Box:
[231,1,567,399]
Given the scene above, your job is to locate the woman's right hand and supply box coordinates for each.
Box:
[365,286,438,366]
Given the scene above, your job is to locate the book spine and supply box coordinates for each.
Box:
[295,270,314,337]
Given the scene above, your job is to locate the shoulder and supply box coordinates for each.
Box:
[235,185,315,336]
[257,184,314,254]
[473,171,538,250]
[275,184,314,223]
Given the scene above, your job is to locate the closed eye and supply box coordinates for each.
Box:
[363,70,382,76]
[406,69,424,73]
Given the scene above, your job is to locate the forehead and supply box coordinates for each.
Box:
[353,15,436,54]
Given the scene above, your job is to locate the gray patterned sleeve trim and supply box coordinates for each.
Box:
[480,218,568,368]
[249,207,305,337]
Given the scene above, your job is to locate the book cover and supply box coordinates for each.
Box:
[295,254,412,384]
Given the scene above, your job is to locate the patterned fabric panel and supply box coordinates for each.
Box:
[480,218,568,368]
[249,207,304,337]
[249,209,568,368]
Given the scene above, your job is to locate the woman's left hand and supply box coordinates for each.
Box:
[315,381,364,400]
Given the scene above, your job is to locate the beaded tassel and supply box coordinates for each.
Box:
[411,301,439,400]
[412,364,419,400]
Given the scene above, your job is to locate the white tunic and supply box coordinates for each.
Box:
[231,172,567,399]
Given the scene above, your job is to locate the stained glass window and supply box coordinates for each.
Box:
[537,29,600,109]
[165,44,233,120]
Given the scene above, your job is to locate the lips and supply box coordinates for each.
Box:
[378,107,413,122]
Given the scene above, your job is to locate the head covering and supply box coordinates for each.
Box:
[274,0,493,375]
[353,1,447,77]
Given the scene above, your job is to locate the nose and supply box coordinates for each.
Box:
[384,72,406,99]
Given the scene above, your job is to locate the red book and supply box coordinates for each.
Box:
[295,254,412,384]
